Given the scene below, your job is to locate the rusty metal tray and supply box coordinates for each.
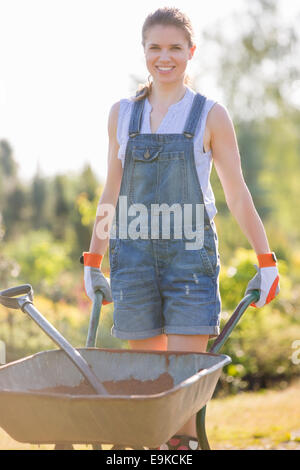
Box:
[0,348,230,448]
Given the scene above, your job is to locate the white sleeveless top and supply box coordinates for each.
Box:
[117,87,217,221]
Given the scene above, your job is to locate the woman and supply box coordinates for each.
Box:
[83,7,280,450]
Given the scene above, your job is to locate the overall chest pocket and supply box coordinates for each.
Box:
[132,146,162,162]
[157,151,187,205]
[128,146,162,207]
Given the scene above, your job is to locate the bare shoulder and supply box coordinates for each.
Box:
[107,101,121,138]
[207,102,234,135]
[206,102,240,166]
[109,100,121,118]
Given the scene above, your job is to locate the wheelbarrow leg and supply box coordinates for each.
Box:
[196,406,211,450]
[54,443,74,450]
[92,444,103,450]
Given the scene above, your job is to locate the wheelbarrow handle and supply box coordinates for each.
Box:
[0,284,108,395]
[86,290,103,348]
[0,284,33,310]
[209,289,260,354]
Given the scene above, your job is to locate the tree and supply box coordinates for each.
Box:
[69,164,103,256]
[31,168,47,229]
[2,184,28,238]
[199,0,300,122]
[52,174,70,239]
[194,0,300,259]
[0,140,18,180]
[0,140,18,209]
[0,213,20,288]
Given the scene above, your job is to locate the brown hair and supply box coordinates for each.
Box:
[134,7,195,101]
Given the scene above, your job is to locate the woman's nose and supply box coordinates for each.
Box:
[159,49,171,61]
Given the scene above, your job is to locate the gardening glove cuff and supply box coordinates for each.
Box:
[82,252,113,305]
[245,252,280,308]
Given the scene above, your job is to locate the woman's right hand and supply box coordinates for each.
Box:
[83,252,113,305]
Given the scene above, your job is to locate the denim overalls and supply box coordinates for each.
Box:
[109,93,221,340]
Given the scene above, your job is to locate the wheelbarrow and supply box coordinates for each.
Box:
[0,284,259,450]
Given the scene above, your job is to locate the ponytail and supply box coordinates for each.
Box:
[134,74,192,102]
[133,75,153,102]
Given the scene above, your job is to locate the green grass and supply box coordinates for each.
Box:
[206,378,300,449]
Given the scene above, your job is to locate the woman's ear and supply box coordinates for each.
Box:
[189,45,196,60]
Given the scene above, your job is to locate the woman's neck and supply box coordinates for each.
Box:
[148,81,188,110]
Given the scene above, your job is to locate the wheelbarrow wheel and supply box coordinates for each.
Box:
[54,443,74,450]
[111,444,146,450]
[92,443,103,450]
[111,444,126,450]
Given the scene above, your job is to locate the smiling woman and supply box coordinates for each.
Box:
[84,5,280,452]
[135,8,195,102]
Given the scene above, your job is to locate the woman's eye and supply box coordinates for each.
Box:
[149,46,180,50]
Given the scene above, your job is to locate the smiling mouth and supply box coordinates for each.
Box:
[155,66,175,72]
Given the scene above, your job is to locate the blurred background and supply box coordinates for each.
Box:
[0,0,300,449]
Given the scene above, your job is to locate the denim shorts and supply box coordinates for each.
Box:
[110,238,221,340]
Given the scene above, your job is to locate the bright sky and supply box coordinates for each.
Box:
[0,0,298,183]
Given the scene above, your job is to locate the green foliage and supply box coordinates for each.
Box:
[0,215,20,288]
[1,244,299,396]
[76,187,102,227]
[4,230,72,290]
[0,140,17,181]
[0,294,126,363]
[30,171,47,229]
[201,0,300,121]
[212,248,300,395]
[260,114,300,241]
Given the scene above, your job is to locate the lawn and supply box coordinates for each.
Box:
[206,378,300,449]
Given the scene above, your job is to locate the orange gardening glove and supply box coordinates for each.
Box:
[245,252,280,308]
[82,252,113,305]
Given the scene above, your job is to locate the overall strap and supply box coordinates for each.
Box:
[128,97,146,137]
[183,93,207,138]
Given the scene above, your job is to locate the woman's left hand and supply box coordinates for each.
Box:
[245,252,280,308]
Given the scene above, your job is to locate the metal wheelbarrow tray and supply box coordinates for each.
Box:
[0,284,259,449]
[0,347,230,448]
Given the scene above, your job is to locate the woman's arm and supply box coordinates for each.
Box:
[208,103,270,255]
[82,102,122,304]
[208,103,279,307]
[88,101,123,255]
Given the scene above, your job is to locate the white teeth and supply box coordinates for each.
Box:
[157,67,174,71]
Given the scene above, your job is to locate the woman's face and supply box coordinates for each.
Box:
[143,24,196,85]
